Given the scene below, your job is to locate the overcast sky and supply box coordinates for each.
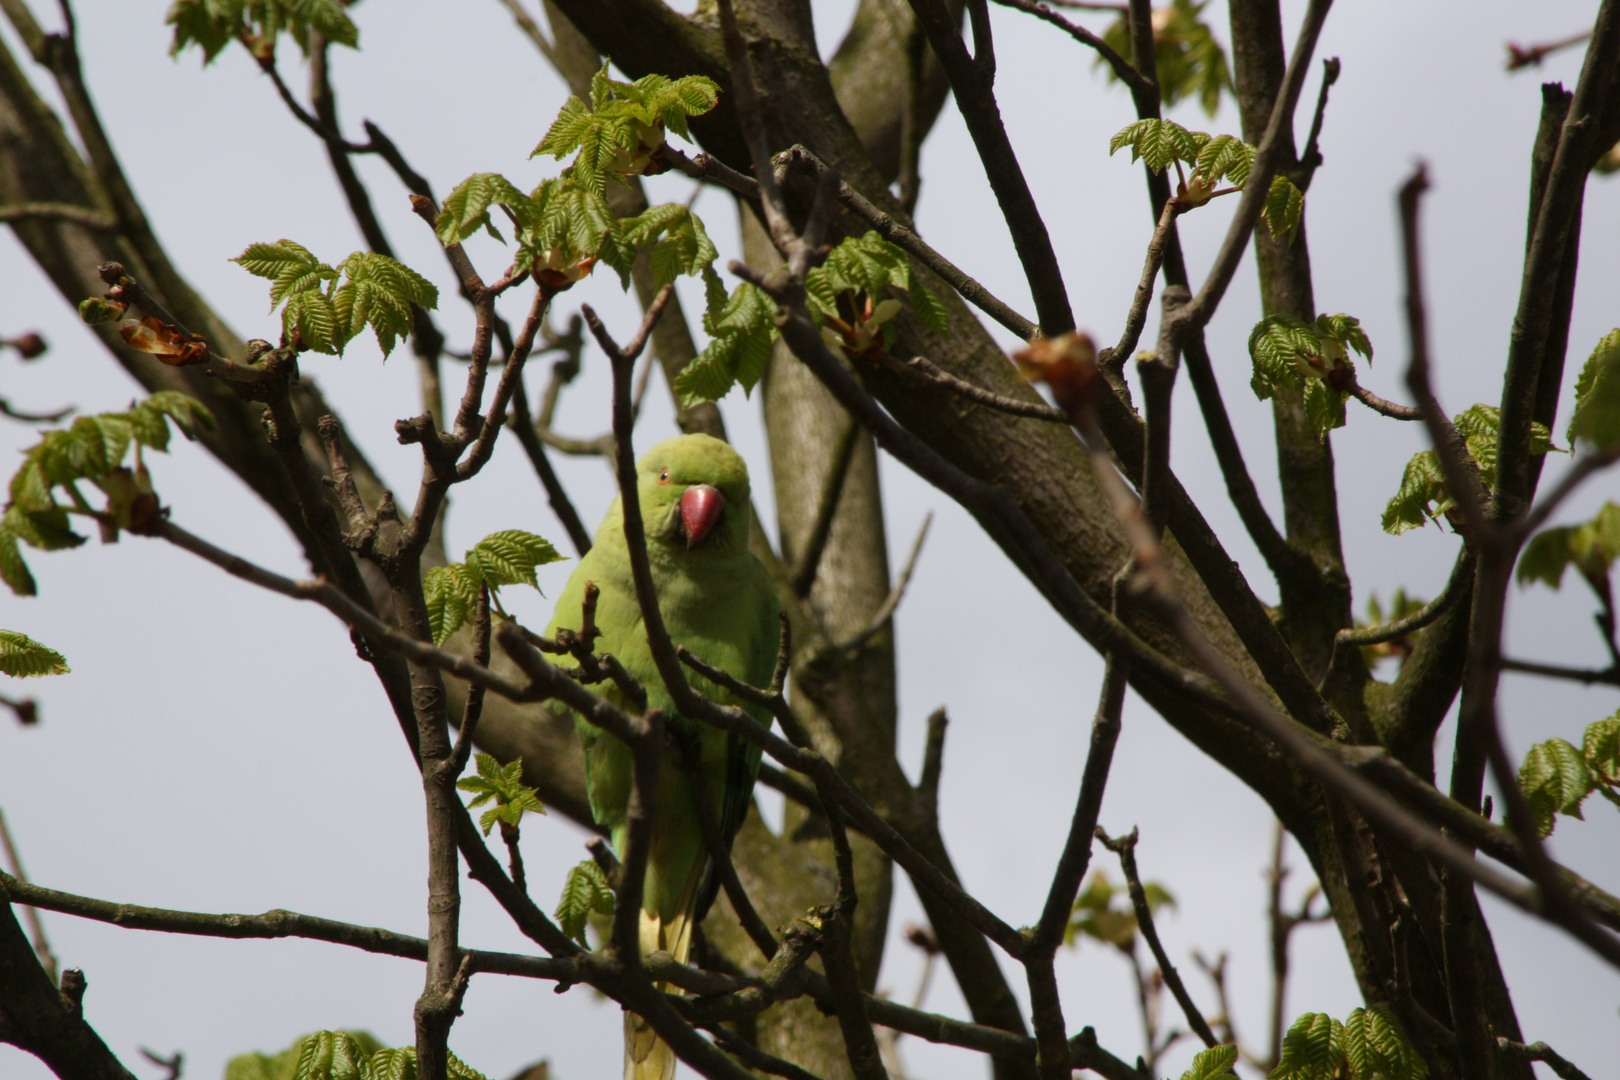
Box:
[2,2,1617,1080]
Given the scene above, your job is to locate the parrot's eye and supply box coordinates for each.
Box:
[658,469,671,484]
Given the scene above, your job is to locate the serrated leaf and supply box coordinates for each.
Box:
[1584,713,1620,782]
[423,564,477,646]
[1341,1005,1426,1080]
[1180,1044,1239,1080]
[1569,328,1620,448]
[0,525,35,597]
[555,858,615,946]
[1519,738,1595,837]
[233,240,339,309]
[1272,1012,1344,1080]
[294,1031,370,1080]
[366,1049,416,1080]
[284,290,342,354]
[437,173,532,247]
[1109,118,1202,173]
[130,390,215,450]
[677,281,779,406]
[1263,175,1305,240]
[0,629,69,677]
[1195,134,1254,186]
[462,529,565,593]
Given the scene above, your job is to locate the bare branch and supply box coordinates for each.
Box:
[1098,828,1218,1048]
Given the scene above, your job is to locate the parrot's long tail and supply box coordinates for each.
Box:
[624,868,702,1080]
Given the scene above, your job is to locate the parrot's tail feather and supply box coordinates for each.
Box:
[625,1010,676,1080]
[624,861,706,1080]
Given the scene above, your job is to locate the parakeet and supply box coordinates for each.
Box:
[545,434,779,1080]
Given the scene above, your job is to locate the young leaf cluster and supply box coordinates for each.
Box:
[677,231,951,406]
[1109,119,1304,237]
[807,230,950,355]
[1272,1006,1427,1080]
[3,391,215,596]
[1064,869,1175,952]
[232,242,437,357]
[1179,1045,1239,1080]
[434,173,715,293]
[1516,712,1620,837]
[555,858,616,947]
[533,63,719,193]
[1248,313,1372,440]
[1518,501,1620,594]
[1568,328,1620,449]
[422,530,565,645]
[0,630,70,678]
[457,753,546,836]
[1098,0,1233,117]
[226,1031,488,1080]
[673,268,780,407]
[1353,588,1429,668]
[167,0,358,66]
[1382,405,1554,535]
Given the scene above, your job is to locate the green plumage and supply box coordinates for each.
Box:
[544,434,777,1080]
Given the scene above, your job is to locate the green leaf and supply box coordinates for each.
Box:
[462,530,565,593]
[1194,134,1254,186]
[365,1049,416,1080]
[129,390,215,450]
[284,290,342,354]
[1247,314,1353,440]
[422,564,478,646]
[1340,1005,1427,1080]
[676,276,779,406]
[1271,1012,1344,1080]
[0,524,35,597]
[1263,175,1305,240]
[169,0,357,64]
[1382,404,1552,534]
[531,63,718,189]
[437,173,533,247]
[1097,1,1232,116]
[1180,1044,1239,1080]
[0,629,69,677]
[233,240,339,308]
[1109,118,1203,174]
[457,752,546,835]
[555,858,615,946]
[293,1031,371,1080]
[1518,737,1596,837]
[1583,712,1620,782]
[1568,328,1620,448]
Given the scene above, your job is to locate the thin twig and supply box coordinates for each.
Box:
[1335,551,1471,648]
[1098,828,1218,1048]
[988,0,1148,94]
[837,513,933,651]
[0,870,574,982]
[1498,658,1620,686]
[881,353,1068,422]
[1348,381,1422,421]
[0,810,57,984]
[1496,1037,1595,1080]
[906,0,1076,334]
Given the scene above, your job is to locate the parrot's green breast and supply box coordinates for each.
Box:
[544,435,778,924]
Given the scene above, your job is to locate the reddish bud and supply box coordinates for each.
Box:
[1013,332,1101,415]
[6,332,46,359]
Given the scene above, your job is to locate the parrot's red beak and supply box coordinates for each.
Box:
[679,484,726,549]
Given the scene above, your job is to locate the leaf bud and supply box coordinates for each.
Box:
[4,332,47,359]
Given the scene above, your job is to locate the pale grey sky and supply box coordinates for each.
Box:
[2,2,1617,1080]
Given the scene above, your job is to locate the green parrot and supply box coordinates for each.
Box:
[545,433,778,1080]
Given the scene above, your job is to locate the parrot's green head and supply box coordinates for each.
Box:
[636,434,753,556]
